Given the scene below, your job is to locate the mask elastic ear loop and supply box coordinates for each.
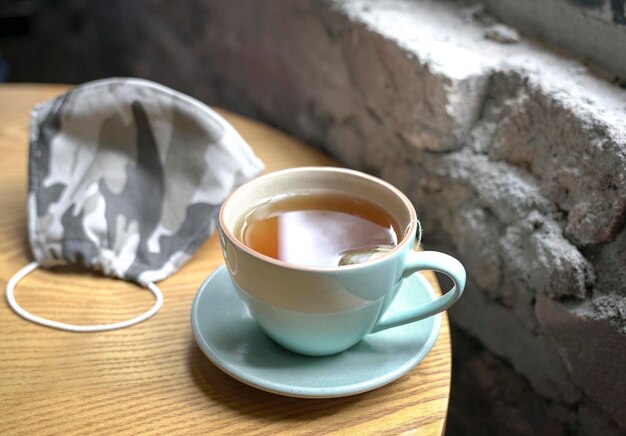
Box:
[5,261,163,332]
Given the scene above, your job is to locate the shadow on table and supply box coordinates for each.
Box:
[187,341,390,422]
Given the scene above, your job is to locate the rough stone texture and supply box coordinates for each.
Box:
[536,296,626,427]
[484,23,521,44]
[585,227,626,300]
[449,324,625,436]
[483,0,626,80]
[487,74,626,245]
[2,0,625,433]
[451,279,582,404]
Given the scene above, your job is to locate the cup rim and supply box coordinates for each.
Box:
[218,166,418,272]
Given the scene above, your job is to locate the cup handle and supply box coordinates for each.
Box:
[370,251,466,333]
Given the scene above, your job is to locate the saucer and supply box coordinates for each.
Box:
[191,265,441,398]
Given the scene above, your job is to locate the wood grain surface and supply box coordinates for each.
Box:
[0,84,451,435]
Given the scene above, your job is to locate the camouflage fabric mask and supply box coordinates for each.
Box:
[6,78,264,332]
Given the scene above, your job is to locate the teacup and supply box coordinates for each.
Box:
[218,167,465,356]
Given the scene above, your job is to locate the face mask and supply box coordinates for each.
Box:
[6,78,263,332]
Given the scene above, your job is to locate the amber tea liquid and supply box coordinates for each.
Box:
[239,192,400,267]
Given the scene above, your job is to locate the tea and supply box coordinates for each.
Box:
[239,192,400,267]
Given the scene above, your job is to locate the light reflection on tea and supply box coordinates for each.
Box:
[239,192,399,267]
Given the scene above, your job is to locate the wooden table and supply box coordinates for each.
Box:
[0,84,451,435]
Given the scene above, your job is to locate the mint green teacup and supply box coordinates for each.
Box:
[218,167,465,356]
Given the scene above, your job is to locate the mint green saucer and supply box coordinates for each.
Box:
[191,265,441,398]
